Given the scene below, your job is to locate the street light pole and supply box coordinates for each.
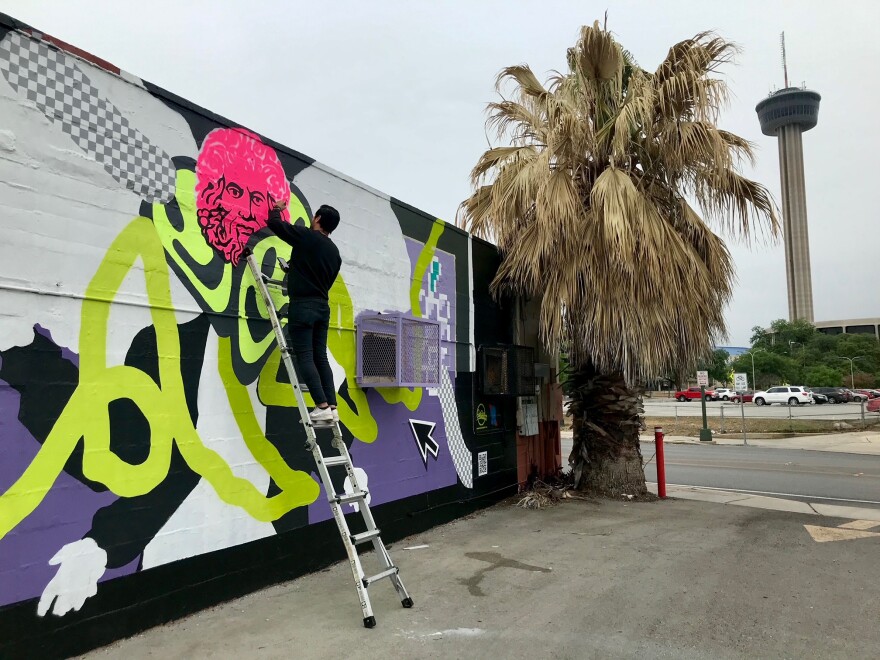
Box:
[835,356,865,390]
[746,348,766,391]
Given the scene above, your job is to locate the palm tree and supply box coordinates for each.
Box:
[459,21,777,494]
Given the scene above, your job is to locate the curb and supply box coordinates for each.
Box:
[648,482,880,522]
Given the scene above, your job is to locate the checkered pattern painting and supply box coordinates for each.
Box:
[0,31,175,203]
[437,368,473,488]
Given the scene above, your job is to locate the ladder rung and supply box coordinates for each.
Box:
[334,490,368,506]
[350,529,381,545]
[323,455,350,467]
[362,566,398,587]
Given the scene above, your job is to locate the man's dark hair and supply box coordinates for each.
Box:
[316,205,340,234]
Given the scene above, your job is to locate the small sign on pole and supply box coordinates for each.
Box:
[734,372,748,391]
[696,370,709,387]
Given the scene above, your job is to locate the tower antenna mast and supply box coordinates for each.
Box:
[780,32,789,88]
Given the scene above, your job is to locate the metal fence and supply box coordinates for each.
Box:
[645,400,879,436]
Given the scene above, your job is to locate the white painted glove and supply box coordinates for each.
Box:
[343,467,371,513]
[37,538,108,617]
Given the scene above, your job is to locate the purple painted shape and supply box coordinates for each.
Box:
[0,374,139,607]
[308,388,457,524]
[308,236,463,523]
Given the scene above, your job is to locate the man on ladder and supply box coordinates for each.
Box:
[267,199,341,424]
[254,197,413,628]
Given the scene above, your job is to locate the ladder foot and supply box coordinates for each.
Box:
[363,616,377,629]
[401,597,414,608]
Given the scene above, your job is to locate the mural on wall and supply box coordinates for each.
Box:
[0,26,475,618]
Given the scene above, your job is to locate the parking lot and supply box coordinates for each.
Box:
[643,398,874,422]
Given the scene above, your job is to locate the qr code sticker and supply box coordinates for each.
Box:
[477,451,488,477]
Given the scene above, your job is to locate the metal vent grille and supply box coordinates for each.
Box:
[401,317,441,385]
[479,344,535,396]
[360,317,398,385]
[356,313,441,387]
[480,347,508,395]
[509,345,536,396]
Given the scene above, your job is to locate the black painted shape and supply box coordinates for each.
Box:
[337,379,358,416]
[244,285,271,348]
[0,329,106,491]
[138,199,153,220]
[172,155,196,172]
[0,12,27,37]
[85,315,210,568]
[263,402,356,535]
[140,79,314,181]
[389,197,433,245]
[409,420,440,467]
[169,229,228,292]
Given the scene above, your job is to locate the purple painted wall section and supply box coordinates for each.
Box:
[0,381,138,608]
[308,236,461,523]
[405,239,457,373]
[308,388,458,523]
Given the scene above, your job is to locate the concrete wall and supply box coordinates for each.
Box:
[0,15,518,655]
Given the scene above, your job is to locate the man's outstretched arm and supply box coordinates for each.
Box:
[266,200,307,247]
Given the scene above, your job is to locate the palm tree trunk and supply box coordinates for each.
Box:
[568,361,647,495]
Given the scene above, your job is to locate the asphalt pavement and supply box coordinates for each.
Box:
[640,442,880,511]
[81,497,880,659]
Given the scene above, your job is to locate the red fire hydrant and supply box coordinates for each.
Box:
[654,426,666,499]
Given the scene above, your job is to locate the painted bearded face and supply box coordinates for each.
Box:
[195,128,290,265]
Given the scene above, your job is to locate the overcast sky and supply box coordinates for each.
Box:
[4,0,878,346]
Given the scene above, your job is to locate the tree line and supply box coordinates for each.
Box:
[726,319,880,390]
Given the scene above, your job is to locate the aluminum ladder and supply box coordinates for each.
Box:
[243,248,413,628]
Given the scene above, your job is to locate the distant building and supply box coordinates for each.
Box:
[715,346,750,358]
[814,318,880,341]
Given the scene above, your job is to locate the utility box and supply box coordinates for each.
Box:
[356,312,441,388]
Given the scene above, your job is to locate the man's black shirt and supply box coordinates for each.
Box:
[266,208,342,301]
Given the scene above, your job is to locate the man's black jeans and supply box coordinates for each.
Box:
[287,298,337,407]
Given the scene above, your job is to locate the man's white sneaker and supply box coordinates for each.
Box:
[309,407,334,423]
[331,408,340,423]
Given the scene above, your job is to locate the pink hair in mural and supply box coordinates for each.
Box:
[195,128,291,265]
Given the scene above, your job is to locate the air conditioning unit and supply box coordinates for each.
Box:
[356,312,441,388]
[478,344,535,396]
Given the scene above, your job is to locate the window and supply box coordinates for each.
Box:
[768,387,784,393]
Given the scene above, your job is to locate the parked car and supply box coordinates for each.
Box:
[674,387,715,402]
[752,386,813,406]
[714,388,737,401]
[810,392,829,405]
[846,390,871,401]
[810,387,851,404]
[868,397,880,413]
[731,390,754,403]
